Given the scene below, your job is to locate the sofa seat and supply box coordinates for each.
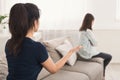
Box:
[62,61,103,80]
[40,32,104,80]
[41,70,89,80]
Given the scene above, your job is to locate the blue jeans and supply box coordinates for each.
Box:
[92,52,112,76]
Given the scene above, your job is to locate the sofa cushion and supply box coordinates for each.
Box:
[56,39,77,66]
[77,53,104,64]
[43,37,72,62]
[43,37,64,62]
[37,68,50,80]
[41,70,89,80]
[62,61,103,80]
[43,37,67,49]
[0,56,8,80]
[47,50,61,63]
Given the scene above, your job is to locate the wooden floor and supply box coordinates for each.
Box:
[106,63,120,80]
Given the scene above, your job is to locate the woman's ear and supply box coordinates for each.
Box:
[34,20,39,32]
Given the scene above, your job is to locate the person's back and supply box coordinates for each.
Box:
[5,3,81,80]
[79,29,99,59]
[5,37,48,80]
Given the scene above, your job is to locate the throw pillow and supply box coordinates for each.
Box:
[55,39,77,66]
[43,37,72,62]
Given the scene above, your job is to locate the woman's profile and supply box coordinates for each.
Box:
[78,13,112,80]
[5,3,81,80]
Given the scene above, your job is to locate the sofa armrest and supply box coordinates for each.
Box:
[90,57,104,64]
[77,53,104,64]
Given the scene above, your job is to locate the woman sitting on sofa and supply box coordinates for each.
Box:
[5,3,81,80]
[78,13,112,80]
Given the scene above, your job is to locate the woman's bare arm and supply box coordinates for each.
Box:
[41,46,81,74]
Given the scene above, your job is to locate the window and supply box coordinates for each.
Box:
[1,0,86,30]
[116,0,120,20]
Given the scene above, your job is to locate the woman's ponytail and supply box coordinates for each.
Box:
[7,3,40,55]
[8,3,29,55]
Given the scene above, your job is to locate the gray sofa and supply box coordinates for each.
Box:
[38,58,103,80]
[0,30,104,80]
[0,53,103,80]
[37,30,104,80]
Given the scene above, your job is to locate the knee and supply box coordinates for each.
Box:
[108,54,112,61]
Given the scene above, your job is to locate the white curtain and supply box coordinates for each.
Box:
[0,0,87,30]
[116,0,120,20]
[0,0,5,15]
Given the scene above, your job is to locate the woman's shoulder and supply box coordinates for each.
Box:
[35,42,45,48]
[80,30,88,35]
[23,37,45,48]
[80,29,94,37]
[86,29,93,33]
[28,41,46,53]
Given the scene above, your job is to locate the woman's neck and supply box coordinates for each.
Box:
[26,30,34,39]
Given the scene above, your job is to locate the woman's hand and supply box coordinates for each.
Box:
[68,46,82,54]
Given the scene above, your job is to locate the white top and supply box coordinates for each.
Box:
[78,29,99,59]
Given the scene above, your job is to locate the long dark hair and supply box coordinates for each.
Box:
[79,13,94,31]
[7,3,40,55]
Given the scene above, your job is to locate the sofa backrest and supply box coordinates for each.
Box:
[40,30,80,46]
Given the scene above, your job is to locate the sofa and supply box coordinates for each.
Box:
[37,30,104,80]
[0,30,104,80]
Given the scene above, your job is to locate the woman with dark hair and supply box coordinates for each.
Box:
[78,13,112,80]
[5,3,81,80]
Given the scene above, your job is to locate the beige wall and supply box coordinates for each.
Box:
[94,30,120,63]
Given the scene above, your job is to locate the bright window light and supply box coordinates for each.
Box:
[116,0,120,20]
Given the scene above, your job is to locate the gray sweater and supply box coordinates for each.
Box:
[78,29,99,59]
